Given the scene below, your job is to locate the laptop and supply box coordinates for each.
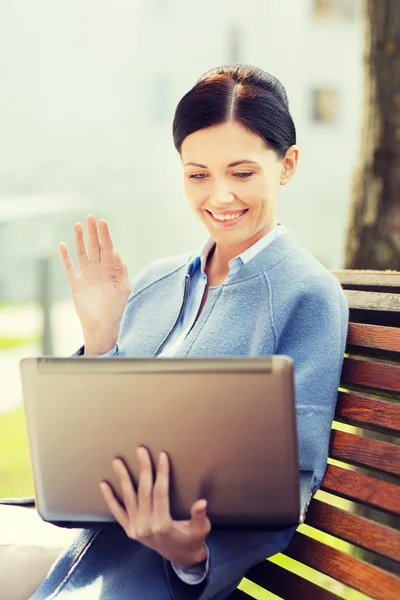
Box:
[20,356,314,529]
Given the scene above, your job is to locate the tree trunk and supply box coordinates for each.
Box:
[345,2,400,576]
[345,0,400,270]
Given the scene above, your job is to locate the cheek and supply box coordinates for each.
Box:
[184,182,208,210]
[239,178,269,208]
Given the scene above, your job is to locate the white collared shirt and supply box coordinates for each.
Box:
[164,222,287,585]
[159,223,287,359]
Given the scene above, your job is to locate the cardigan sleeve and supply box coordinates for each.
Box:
[272,275,349,492]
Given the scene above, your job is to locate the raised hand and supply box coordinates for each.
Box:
[100,448,211,567]
[60,215,131,355]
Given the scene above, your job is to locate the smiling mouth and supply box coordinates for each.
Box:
[206,209,248,223]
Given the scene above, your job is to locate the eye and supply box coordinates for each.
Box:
[234,172,254,179]
[189,173,207,180]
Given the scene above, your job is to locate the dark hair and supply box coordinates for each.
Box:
[173,64,296,159]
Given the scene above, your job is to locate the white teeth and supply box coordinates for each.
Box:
[212,211,245,221]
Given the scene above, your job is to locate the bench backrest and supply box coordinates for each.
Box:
[232,270,400,600]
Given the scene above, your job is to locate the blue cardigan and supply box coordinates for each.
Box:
[33,231,349,600]
[95,231,349,598]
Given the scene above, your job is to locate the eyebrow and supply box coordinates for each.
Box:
[184,160,258,168]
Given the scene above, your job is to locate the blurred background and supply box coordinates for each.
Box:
[1,0,399,598]
[0,0,363,412]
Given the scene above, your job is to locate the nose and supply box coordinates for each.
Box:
[208,180,235,207]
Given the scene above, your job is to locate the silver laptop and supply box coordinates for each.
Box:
[20,356,314,528]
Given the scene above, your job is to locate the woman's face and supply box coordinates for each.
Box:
[181,121,298,248]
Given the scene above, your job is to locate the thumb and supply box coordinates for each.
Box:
[113,249,124,272]
[113,250,130,284]
[190,499,210,530]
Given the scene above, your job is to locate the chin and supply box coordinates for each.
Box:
[213,228,254,246]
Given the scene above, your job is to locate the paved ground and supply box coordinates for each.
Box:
[0,301,84,414]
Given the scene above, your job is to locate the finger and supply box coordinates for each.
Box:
[190,500,210,533]
[137,447,154,518]
[113,250,125,273]
[152,452,171,526]
[59,242,78,287]
[100,481,130,531]
[112,458,138,520]
[73,222,89,270]
[98,219,114,264]
[86,215,102,263]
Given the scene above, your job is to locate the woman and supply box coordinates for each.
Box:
[32,64,349,600]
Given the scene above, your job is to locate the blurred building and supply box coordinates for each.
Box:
[0,0,362,301]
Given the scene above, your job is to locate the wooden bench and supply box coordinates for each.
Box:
[230,270,400,600]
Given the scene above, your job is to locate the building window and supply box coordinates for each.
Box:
[227,25,242,64]
[313,0,358,21]
[152,0,168,14]
[312,88,338,123]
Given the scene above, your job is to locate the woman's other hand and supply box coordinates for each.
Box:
[100,448,211,567]
[60,215,131,355]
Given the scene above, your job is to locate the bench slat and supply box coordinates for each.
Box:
[347,322,400,352]
[329,429,400,476]
[320,465,400,515]
[344,290,400,312]
[305,499,400,562]
[332,270,400,289]
[283,532,400,600]
[341,357,400,392]
[245,560,341,600]
[335,392,400,436]
[228,590,250,599]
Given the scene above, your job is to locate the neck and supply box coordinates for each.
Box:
[208,221,278,280]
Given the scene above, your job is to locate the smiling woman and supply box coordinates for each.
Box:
[5,65,349,600]
[177,67,298,264]
[181,122,298,256]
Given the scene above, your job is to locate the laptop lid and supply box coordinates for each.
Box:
[20,356,307,528]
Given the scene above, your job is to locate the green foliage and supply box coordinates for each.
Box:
[0,406,34,497]
[0,336,40,349]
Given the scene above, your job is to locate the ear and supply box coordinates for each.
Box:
[280,145,299,186]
